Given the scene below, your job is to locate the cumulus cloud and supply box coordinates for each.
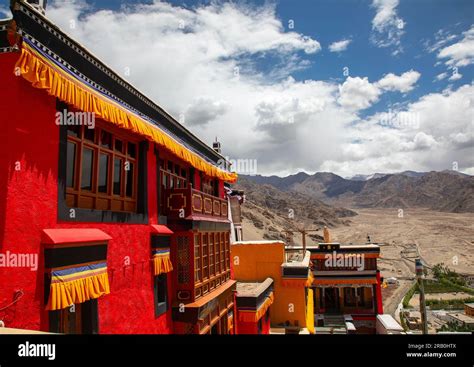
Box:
[338,70,420,111]
[338,77,381,111]
[370,0,405,52]
[438,25,474,68]
[44,1,473,177]
[184,98,228,126]
[376,70,420,92]
[323,84,474,177]
[328,39,351,52]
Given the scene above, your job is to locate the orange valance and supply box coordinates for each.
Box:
[152,249,173,276]
[15,42,237,183]
[238,292,274,323]
[47,263,110,311]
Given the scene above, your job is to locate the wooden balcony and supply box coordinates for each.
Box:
[163,186,229,222]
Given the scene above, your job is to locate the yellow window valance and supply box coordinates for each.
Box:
[47,263,110,311]
[153,249,173,276]
[14,42,238,183]
[238,292,274,323]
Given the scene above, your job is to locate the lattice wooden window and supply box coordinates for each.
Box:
[177,236,190,284]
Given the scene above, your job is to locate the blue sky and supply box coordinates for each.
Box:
[1,0,473,177]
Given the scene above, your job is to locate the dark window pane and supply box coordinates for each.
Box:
[181,168,187,178]
[126,162,134,197]
[100,130,112,149]
[128,142,136,158]
[66,141,76,188]
[98,153,109,193]
[167,161,173,172]
[174,164,180,175]
[67,125,81,138]
[157,274,167,303]
[115,139,123,152]
[81,148,94,190]
[113,158,123,195]
[84,128,95,142]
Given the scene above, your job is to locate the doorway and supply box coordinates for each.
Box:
[324,288,340,313]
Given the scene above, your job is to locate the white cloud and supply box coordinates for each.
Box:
[338,70,421,111]
[329,39,351,52]
[376,70,420,92]
[435,72,448,81]
[338,77,381,111]
[424,29,457,53]
[448,72,463,81]
[184,98,228,126]
[322,84,474,177]
[438,25,474,68]
[44,1,472,178]
[370,0,405,52]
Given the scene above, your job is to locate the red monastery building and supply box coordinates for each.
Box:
[0,0,238,334]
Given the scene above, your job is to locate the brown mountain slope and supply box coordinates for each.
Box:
[242,171,474,213]
[234,176,357,242]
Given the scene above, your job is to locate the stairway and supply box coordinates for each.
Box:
[323,314,346,328]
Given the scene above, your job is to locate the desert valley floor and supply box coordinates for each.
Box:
[242,208,474,315]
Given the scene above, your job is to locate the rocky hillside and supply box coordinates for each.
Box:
[242,170,474,213]
[233,176,357,244]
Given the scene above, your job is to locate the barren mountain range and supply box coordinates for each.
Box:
[240,170,474,213]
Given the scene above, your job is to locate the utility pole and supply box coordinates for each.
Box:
[281,228,319,253]
[415,258,428,334]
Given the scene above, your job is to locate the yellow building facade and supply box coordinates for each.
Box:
[231,241,314,333]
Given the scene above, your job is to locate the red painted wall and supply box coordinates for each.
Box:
[193,170,201,191]
[0,53,173,334]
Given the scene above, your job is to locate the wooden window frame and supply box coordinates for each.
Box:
[65,123,138,213]
[49,299,98,334]
[194,234,202,283]
[194,231,232,300]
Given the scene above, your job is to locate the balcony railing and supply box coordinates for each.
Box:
[163,185,229,221]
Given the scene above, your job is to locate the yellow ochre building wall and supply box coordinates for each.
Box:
[231,241,311,329]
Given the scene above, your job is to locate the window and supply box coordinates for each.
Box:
[160,159,188,190]
[225,233,230,269]
[194,231,232,300]
[154,274,168,317]
[202,177,216,196]
[177,236,190,284]
[202,234,209,280]
[194,234,202,283]
[65,124,138,212]
[344,288,357,307]
[209,234,215,277]
[357,287,366,307]
[49,299,98,334]
[220,233,225,274]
